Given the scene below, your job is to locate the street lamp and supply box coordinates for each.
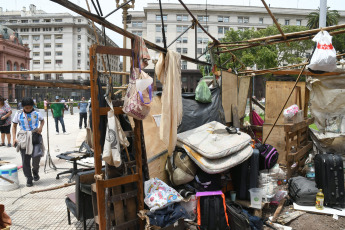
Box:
[152,56,158,91]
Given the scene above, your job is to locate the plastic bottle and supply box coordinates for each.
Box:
[306,163,315,181]
[316,189,324,210]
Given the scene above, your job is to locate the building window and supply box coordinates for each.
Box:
[132,31,143,36]
[132,21,143,27]
[56,43,63,48]
[33,60,40,65]
[6,61,11,71]
[44,35,51,40]
[78,35,81,40]
[197,26,208,33]
[33,44,40,49]
[32,35,40,41]
[156,25,167,33]
[55,34,63,39]
[296,19,302,26]
[56,51,63,56]
[56,60,63,64]
[197,37,202,44]
[78,52,81,57]
[177,15,188,21]
[44,60,51,65]
[44,43,51,48]
[177,25,188,33]
[78,19,82,22]
[44,52,51,56]
[21,35,29,40]
[177,37,182,43]
[44,74,51,80]
[182,48,188,54]
[182,37,188,43]
[43,27,52,31]
[176,48,181,53]
[13,63,18,71]
[77,28,82,32]
[156,15,167,21]
[218,26,229,34]
[9,20,17,23]
[238,27,249,32]
[33,52,40,57]
[285,19,290,25]
[218,16,229,23]
[156,37,161,43]
[43,19,51,22]
[197,16,209,22]
[259,18,264,24]
[182,61,187,70]
[32,28,40,32]
[33,74,40,80]
[54,27,63,32]
[32,19,39,23]
[238,16,249,23]
[20,28,29,32]
[56,73,63,80]
[21,20,28,23]
[77,43,81,49]
[55,19,62,22]
[197,48,203,54]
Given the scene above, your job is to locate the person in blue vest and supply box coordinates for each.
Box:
[78,97,88,129]
[12,97,45,187]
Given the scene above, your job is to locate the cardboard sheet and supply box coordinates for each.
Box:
[222,72,238,123]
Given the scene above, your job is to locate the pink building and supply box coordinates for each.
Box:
[0,25,30,101]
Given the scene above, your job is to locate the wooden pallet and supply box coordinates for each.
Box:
[285,117,314,179]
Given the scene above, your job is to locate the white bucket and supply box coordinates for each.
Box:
[0,164,19,191]
[249,188,263,209]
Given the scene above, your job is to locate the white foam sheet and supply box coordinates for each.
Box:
[293,203,345,216]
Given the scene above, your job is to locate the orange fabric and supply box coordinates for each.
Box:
[221,193,229,226]
[197,197,201,226]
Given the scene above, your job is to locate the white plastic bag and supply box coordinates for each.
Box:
[307,31,337,72]
[144,178,183,211]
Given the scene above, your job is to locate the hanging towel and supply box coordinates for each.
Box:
[155,50,183,155]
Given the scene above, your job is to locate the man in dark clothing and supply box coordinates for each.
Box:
[78,97,88,129]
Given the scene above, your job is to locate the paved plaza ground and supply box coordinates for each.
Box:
[0,108,96,229]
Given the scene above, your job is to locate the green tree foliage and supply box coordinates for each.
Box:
[218,26,314,71]
[333,32,345,53]
[306,7,340,29]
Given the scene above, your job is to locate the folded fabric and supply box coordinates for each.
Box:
[147,203,189,228]
[177,121,251,159]
[183,144,253,174]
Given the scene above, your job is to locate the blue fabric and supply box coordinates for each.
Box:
[147,203,189,228]
[54,116,66,133]
[78,102,88,113]
[242,209,263,230]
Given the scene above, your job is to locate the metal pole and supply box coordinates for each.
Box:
[195,23,197,59]
[122,8,128,90]
[319,0,327,28]
[158,0,167,49]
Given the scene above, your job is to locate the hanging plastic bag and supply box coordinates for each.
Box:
[307,31,337,72]
[195,80,212,103]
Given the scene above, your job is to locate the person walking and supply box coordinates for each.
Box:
[78,97,88,129]
[12,97,45,187]
[50,96,67,135]
[0,96,12,147]
[44,98,48,112]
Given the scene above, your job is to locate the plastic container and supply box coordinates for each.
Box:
[249,188,263,209]
[306,163,315,181]
[0,164,19,191]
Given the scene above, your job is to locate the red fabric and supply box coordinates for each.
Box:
[252,110,264,141]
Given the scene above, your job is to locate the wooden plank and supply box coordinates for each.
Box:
[99,107,124,116]
[238,76,251,119]
[222,72,238,123]
[287,142,312,162]
[263,124,286,165]
[111,190,138,203]
[98,174,139,188]
[112,186,125,226]
[284,118,314,133]
[0,77,89,90]
[252,96,265,111]
[96,46,132,56]
[232,105,240,128]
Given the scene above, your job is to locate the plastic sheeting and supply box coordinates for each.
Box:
[177,87,225,133]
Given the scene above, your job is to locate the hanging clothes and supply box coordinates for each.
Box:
[155,50,183,155]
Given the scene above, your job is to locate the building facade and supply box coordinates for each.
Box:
[0,4,120,101]
[0,25,30,100]
[126,3,345,70]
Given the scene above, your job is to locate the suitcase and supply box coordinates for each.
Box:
[226,201,250,230]
[314,153,345,208]
[232,148,259,200]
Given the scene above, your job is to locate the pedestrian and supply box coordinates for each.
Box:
[12,97,45,187]
[44,98,48,112]
[78,97,88,129]
[0,95,12,147]
[50,96,67,135]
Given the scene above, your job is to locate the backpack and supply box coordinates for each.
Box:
[166,147,197,186]
[197,191,229,230]
[256,143,279,170]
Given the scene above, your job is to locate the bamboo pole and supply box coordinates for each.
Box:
[0,70,129,75]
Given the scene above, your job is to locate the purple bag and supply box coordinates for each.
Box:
[256,143,279,170]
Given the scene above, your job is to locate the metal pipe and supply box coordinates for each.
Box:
[103,0,132,19]
[319,0,327,28]
[90,0,100,16]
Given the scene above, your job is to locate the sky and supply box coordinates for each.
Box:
[1,0,344,47]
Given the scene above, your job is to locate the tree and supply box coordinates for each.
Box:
[218,25,314,71]
[306,7,340,29]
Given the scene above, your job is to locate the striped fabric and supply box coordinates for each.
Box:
[12,110,43,131]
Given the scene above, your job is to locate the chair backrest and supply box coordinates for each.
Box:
[75,169,96,220]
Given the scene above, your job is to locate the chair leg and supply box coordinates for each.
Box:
[67,208,71,225]
[83,218,87,230]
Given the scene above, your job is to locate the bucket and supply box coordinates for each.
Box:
[249,188,263,209]
[0,164,19,191]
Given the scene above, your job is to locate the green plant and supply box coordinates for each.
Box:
[36,101,44,109]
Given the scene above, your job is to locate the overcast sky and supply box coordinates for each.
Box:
[1,0,344,47]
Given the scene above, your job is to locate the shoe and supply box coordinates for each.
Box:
[33,175,40,181]
[56,132,59,135]
[79,127,82,129]
[63,132,69,135]
[26,179,33,187]
[7,143,11,147]
[0,143,5,147]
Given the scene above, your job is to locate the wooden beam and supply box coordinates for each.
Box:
[98,174,139,188]
[95,46,132,56]
[0,78,89,90]
[252,96,265,111]
[284,117,315,133]
[50,0,211,67]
